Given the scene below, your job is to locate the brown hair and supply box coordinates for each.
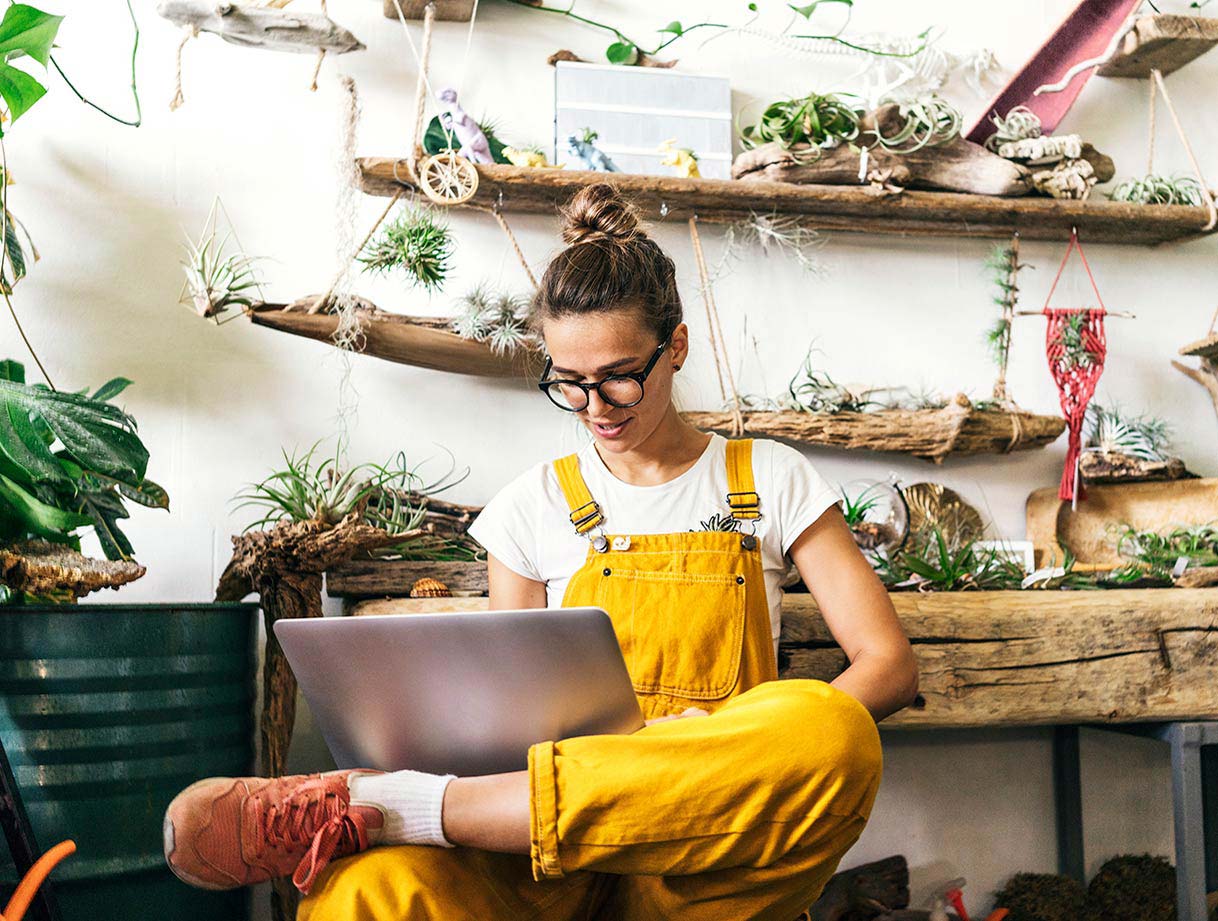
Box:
[530,183,682,343]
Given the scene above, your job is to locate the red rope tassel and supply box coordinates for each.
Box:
[1041,231,1109,503]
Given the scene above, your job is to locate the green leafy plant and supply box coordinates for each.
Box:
[1112,522,1218,573]
[840,484,882,528]
[1109,174,1202,206]
[1053,311,1100,372]
[785,349,882,413]
[450,285,537,355]
[0,359,165,563]
[1084,403,1171,461]
[982,240,1024,382]
[371,532,486,562]
[359,205,453,293]
[740,91,861,153]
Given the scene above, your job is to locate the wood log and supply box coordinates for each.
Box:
[157,1,364,54]
[806,854,910,920]
[356,158,1217,245]
[0,540,146,599]
[329,558,488,597]
[347,588,1218,727]
[1079,450,1192,483]
[1026,477,1218,569]
[248,300,542,379]
[681,395,1064,464]
[732,106,1031,197]
[1098,14,1218,77]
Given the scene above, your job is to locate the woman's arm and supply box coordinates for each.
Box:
[786,505,919,722]
[486,553,548,610]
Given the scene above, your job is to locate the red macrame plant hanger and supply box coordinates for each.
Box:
[1042,229,1108,503]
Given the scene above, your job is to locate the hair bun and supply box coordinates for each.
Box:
[560,183,642,245]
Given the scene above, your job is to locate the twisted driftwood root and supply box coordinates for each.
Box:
[0,540,146,599]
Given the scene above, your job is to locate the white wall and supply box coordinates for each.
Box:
[19,0,1210,913]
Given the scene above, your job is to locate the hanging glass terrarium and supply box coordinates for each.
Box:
[839,479,909,556]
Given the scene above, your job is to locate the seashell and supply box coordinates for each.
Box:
[409,577,452,598]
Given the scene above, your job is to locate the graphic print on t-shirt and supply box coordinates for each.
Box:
[694,510,742,533]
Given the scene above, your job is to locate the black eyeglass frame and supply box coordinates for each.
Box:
[537,337,672,412]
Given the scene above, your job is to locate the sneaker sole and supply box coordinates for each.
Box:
[163,776,242,891]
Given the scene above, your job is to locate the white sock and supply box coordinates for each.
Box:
[348,770,457,848]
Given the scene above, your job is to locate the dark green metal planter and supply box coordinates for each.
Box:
[0,603,258,920]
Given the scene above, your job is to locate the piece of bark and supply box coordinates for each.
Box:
[805,854,910,920]
[157,1,365,54]
[682,395,1064,464]
[546,48,678,68]
[1098,14,1218,77]
[732,104,1031,196]
[1174,567,1218,588]
[1079,450,1192,483]
[383,0,475,21]
[0,540,146,599]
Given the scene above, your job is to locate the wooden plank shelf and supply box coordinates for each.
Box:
[248,301,542,378]
[1099,14,1218,78]
[343,587,1218,729]
[682,397,1065,464]
[357,158,1217,245]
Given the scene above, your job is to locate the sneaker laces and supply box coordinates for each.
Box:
[254,778,371,894]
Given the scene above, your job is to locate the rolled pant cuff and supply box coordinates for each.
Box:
[528,740,564,881]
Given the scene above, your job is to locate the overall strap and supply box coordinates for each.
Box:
[725,438,761,521]
[553,454,605,535]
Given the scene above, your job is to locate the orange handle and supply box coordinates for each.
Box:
[2,839,75,921]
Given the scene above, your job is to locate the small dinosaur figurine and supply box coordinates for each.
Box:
[435,88,494,164]
[503,146,562,169]
[564,129,620,172]
[658,138,700,177]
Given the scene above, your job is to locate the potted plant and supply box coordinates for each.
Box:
[0,6,256,918]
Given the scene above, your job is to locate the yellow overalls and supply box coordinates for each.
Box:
[301,439,882,921]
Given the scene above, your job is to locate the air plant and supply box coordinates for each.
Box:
[359,204,453,293]
[450,285,538,355]
[235,441,466,533]
[1109,174,1203,206]
[372,532,486,562]
[739,91,862,154]
[179,229,263,320]
[1020,549,1097,590]
[785,349,884,414]
[868,94,962,153]
[1084,403,1172,461]
[720,212,826,276]
[874,525,1025,591]
[1052,311,1100,372]
[983,241,1021,371]
[983,105,1042,152]
[1113,522,1218,573]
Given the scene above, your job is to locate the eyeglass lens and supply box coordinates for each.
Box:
[548,377,643,411]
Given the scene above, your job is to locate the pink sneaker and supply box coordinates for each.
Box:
[163,770,384,893]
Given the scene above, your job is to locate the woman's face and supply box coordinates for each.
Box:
[541,310,688,455]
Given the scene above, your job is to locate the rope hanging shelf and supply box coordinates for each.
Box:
[680,395,1066,465]
[356,158,1217,245]
[247,300,541,378]
[1098,13,1218,77]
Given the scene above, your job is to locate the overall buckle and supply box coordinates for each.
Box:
[726,490,761,520]
[569,500,603,533]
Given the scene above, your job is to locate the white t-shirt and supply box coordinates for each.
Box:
[467,434,842,658]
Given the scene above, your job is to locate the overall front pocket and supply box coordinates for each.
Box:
[595,568,747,700]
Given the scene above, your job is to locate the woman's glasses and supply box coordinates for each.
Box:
[537,338,671,412]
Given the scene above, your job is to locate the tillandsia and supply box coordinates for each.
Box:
[179,228,262,320]
[1112,522,1218,573]
[867,94,962,153]
[720,212,826,276]
[983,105,1042,152]
[371,532,486,562]
[1084,403,1172,461]
[1053,311,1101,372]
[359,204,453,293]
[873,525,1025,592]
[450,285,538,355]
[235,441,467,534]
[1109,174,1203,206]
[982,239,1026,399]
[739,91,861,154]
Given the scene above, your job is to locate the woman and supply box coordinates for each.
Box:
[164,184,918,920]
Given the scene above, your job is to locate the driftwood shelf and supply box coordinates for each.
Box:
[344,588,1218,728]
[248,301,541,378]
[357,158,1217,245]
[682,396,1065,463]
[1098,14,1218,77]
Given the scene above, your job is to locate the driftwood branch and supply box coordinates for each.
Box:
[0,540,146,599]
[157,1,365,54]
[1173,357,1218,421]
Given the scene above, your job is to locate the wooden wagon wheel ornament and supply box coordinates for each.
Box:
[418,150,479,205]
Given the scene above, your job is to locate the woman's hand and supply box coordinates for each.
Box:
[644,707,709,726]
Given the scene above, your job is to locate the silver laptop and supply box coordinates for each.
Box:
[275,607,645,777]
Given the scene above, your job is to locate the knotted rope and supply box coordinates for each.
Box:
[1148,68,1217,230]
